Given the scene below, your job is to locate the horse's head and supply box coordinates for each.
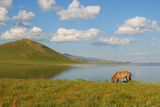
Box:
[111,76,114,82]
[111,73,117,82]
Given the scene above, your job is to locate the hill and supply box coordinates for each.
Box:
[0,39,79,64]
[64,53,125,64]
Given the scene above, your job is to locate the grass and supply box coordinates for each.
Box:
[0,80,160,107]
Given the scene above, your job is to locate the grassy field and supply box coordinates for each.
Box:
[0,80,160,107]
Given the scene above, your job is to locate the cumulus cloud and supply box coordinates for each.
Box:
[0,0,12,9]
[151,21,160,31]
[95,37,136,46]
[116,16,160,35]
[0,26,46,40]
[0,7,9,22]
[31,26,42,33]
[12,10,35,20]
[57,0,101,21]
[38,0,61,12]
[52,28,101,42]
[0,0,12,26]
[116,16,150,35]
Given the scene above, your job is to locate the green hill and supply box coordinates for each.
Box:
[0,39,79,64]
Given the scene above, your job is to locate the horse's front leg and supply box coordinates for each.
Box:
[126,76,130,81]
[116,79,119,83]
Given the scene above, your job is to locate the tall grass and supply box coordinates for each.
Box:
[0,80,160,107]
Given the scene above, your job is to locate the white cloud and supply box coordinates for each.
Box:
[57,0,101,21]
[31,26,42,33]
[12,10,35,20]
[1,26,45,40]
[0,8,9,22]
[151,21,160,31]
[1,27,27,39]
[0,0,12,26]
[97,37,136,46]
[0,0,12,9]
[38,0,60,12]
[116,16,151,35]
[52,28,101,42]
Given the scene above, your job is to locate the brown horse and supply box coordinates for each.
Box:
[111,71,132,83]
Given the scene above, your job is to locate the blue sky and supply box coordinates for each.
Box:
[0,0,160,62]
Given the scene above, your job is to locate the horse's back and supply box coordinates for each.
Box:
[117,71,131,75]
[114,71,131,79]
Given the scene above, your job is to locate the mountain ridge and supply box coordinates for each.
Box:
[64,53,125,64]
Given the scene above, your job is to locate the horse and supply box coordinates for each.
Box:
[111,71,132,83]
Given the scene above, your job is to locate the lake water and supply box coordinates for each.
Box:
[0,64,160,82]
[53,64,160,82]
[0,64,70,79]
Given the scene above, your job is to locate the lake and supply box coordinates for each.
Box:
[53,64,160,82]
[0,64,160,82]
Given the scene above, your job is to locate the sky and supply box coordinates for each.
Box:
[0,0,160,63]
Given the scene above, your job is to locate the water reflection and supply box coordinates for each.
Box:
[0,64,70,79]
